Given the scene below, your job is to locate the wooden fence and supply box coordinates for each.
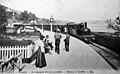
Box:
[0,44,33,62]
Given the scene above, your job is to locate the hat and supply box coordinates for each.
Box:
[46,35,49,37]
[40,35,45,40]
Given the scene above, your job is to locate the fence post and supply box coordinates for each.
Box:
[4,50,5,59]
[2,47,4,60]
[27,45,29,58]
[7,49,9,58]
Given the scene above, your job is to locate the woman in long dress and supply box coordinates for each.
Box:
[27,34,46,68]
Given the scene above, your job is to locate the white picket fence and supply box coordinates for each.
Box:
[0,44,33,62]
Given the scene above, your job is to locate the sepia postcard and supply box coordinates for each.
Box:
[0,0,120,74]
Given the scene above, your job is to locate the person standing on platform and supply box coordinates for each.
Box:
[64,33,70,52]
[27,31,47,68]
[64,26,67,34]
[35,35,46,68]
[54,29,62,54]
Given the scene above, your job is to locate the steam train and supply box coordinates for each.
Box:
[66,22,95,44]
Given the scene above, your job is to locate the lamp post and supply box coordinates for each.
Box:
[12,12,15,22]
[33,15,34,28]
[49,16,54,41]
[41,19,44,32]
[12,12,15,27]
[50,16,54,32]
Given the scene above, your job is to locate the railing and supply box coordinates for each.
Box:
[0,44,33,62]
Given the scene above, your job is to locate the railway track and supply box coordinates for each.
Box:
[89,42,120,71]
[70,33,120,70]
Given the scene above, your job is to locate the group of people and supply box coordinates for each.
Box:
[54,28,70,54]
[26,27,70,68]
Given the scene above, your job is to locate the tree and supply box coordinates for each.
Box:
[115,16,120,24]
[106,16,120,37]
[0,5,7,26]
[20,10,29,23]
[28,12,38,21]
[0,5,7,34]
[19,11,38,23]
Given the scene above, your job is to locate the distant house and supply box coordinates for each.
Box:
[7,19,14,27]
[21,26,34,32]
[6,19,23,33]
[30,20,37,25]
[6,27,17,33]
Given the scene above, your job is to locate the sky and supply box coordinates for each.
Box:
[0,0,120,22]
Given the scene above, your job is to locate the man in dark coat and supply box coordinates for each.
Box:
[54,29,62,54]
[64,33,70,52]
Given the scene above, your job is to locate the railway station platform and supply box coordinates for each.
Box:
[15,31,118,73]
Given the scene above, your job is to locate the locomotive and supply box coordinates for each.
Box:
[66,22,95,44]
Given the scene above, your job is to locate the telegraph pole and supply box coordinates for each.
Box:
[42,19,44,32]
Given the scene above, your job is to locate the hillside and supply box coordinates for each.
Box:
[0,4,68,26]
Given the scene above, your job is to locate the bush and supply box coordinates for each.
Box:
[0,36,34,46]
[93,33,120,54]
